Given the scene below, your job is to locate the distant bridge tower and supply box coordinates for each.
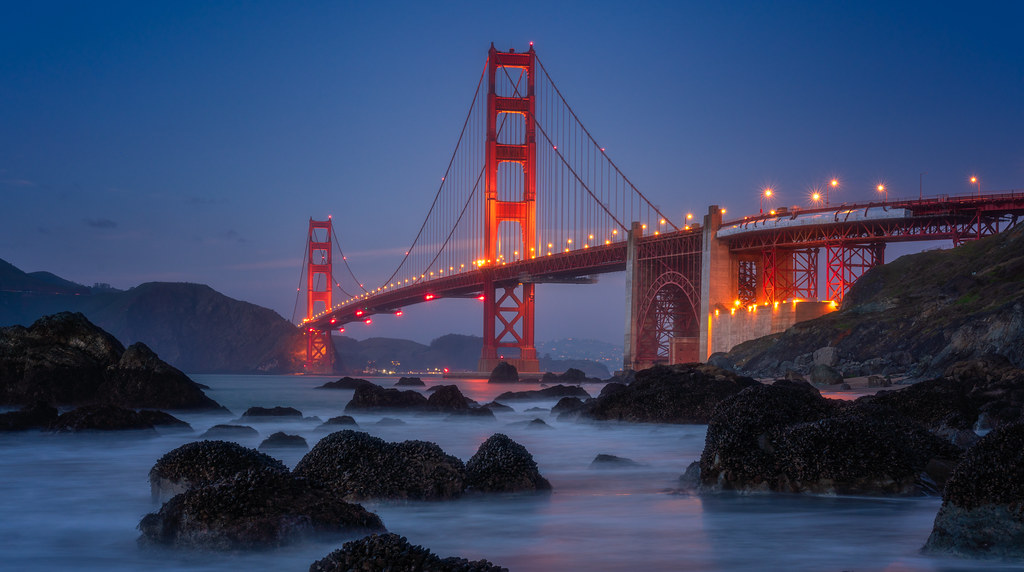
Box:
[479,44,539,373]
[305,217,334,372]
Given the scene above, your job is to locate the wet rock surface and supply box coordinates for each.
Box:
[493,384,590,402]
[259,431,308,451]
[148,440,288,503]
[395,376,425,386]
[293,430,466,501]
[309,533,506,572]
[200,424,259,439]
[241,405,303,418]
[0,401,58,431]
[317,377,375,390]
[344,384,428,412]
[590,454,642,469]
[465,433,551,493]
[488,361,519,383]
[699,382,961,495]
[137,410,191,431]
[924,422,1024,559]
[579,364,757,424]
[50,404,158,433]
[138,469,384,550]
[317,415,358,430]
[0,312,223,410]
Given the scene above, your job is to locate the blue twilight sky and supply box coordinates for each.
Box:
[1,1,1022,345]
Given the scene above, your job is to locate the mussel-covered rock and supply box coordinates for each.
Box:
[344,385,428,412]
[318,377,376,390]
[138,469,384,550]
[241,406,303,418]
[309,533,506,572]
[50,404,157,433]
[488,361,519,383]
[579,364,758,424]
[294,430,466,501]
[200,424,259,439]
[0,401,58,431]
[317,415,359,430]
[493,385,591,402]
[700,382,961,495]
[924,422,1024,559]
[148,440,288,502]
[465,433,551,493]
[259,431,308,451]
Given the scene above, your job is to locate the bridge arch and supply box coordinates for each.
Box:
[635,271,700,368]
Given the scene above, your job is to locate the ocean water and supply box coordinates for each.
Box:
[0,374,1014,571]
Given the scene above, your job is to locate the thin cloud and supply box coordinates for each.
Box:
[85,218,118,229]
[3,179,37,187]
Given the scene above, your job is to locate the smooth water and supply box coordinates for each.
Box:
[0,375,1014,571]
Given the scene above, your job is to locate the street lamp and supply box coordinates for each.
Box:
[970,176,981,197]
[811,191,822,205]
[760,187,773,214]
[877,183,887,202]
[829,178,838,205]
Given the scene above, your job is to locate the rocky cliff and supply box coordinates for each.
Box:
[720,224,1024,379]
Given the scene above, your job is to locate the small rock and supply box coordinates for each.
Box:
[259,431,308,450]
[488,361,519,383]
[200,424,259,439]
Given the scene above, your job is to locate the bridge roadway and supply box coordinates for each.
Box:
[304,190,1024,369]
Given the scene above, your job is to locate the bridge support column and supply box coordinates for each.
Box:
[622,222,642,372]
[826,242,884,303]
[699,205,738,362]
[304,217,335,373]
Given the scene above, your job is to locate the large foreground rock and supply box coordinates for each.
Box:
[700,382,961,495]
[580,364,758,423]
[138,470,385,549]
[310,533,506,572]
[294,430,466,501]
[0,312,223,411]
[149,440,289,503]
[466,433,551,493]
[924,422,1024,559]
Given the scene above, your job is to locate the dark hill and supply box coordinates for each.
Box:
[0,261,307,374]
[722,224,1024,378]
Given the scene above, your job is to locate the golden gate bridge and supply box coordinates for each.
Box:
[294,45,1024,374]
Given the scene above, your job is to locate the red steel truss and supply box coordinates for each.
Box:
[305,218,334,370]
[631,231,702,368]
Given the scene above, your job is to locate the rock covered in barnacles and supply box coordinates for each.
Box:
[309,533,506,572]
[148,440,288,503]
[293,430,466,501]
[465,433,551,493]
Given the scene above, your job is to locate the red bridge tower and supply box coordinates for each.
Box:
[479,44,539,373]
[305,217,334,372]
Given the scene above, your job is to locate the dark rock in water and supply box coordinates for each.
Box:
[344,384,428,412]
[294,430,466,501]
[524,407,548,412]
[309,533,506,572]
[494,385,591,402]
[446,407,496,420]
[0,401,58,431]
[527,418,551,430]
[137,410,191,432]
[317,377,375,390]
[259,431,308,450]
[488,361,519,383]
[465,433,551,493]
[541,368,597,384]
[808,363,843,385]
[138,469,384,550]
[924,422,1024,559]
[700,383,961,496]
[551,396,585,415]
[860,356,1024,437]
[598,382,628,398]
[99,342,225,411]
[483,401,513,412]
[678,461,701,491]
[425,385,472,412]
[579,364,757,424]
[590,454,642,469]
[242,406,302,418]
[376,417,406,426]
[317,415,358,430]
[395,376,425,387]
[0,313,223,411]
[201,424,259,439]
[50,404,157,433]
[148,440,288,503]
[837,382,852,390]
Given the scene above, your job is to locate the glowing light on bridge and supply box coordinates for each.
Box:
[877,183,887,201]
[970,175,981,196]
[364,318,372,325]
[424,294,435,301]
